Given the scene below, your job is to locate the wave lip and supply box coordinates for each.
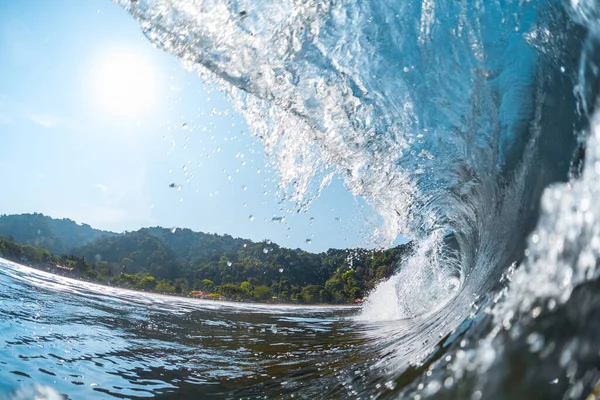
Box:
[118,0,572,243]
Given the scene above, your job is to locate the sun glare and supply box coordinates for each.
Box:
[91,51,157,117]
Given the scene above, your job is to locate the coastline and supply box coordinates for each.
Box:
[0,256,361,308]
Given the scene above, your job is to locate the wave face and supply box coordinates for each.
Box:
[108,0,600,397]
[118,0,583,313]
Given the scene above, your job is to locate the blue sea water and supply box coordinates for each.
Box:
[0,259,364,398]
[4,0,600,398]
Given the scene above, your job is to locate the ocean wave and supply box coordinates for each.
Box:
[111,0,600,397]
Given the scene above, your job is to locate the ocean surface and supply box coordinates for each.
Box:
[4,0,600,398]
[0,259,362,399]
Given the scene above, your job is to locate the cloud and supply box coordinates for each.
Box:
[30,114,61,128]
[93,183,109,193]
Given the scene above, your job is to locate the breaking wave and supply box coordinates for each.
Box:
[106,0,600,396]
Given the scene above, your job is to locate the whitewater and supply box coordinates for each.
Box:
[2,0,600,398]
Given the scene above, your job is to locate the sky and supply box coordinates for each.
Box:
[0,0,402,252]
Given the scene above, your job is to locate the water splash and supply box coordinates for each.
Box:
[360,231,460,321]
[117,0,558,243]
[117,0,584,321]
[112,0,600,396]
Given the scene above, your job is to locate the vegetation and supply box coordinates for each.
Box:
[0,213,117,254]
[0,214,412,304]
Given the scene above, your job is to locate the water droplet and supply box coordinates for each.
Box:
[279,268,284,273]
[305,239,312,244]
[177,185,182,191]
[249,215,255,221]
[531,234,539,244]
[426,380,441,395]
[227,261,232,267]
[181,123,189,129]
[243,243,247,248]
[263,248,269,254]
[444,377,454,389]
[171,228,177,234]
[270,324,278,334]
[242,185,247,191]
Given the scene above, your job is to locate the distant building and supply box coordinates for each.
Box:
[189,290,209,297]
[54,264,73,272]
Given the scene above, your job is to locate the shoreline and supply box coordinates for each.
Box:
[0,257,362,308]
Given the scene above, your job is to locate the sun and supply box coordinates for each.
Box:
[91,51,158,117]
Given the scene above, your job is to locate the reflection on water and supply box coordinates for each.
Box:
[3,258,600,399]
[0,259,378,398]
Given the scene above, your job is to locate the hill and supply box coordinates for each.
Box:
[0,213,412,303]
[0,213,118,254]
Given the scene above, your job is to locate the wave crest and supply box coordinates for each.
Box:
[119,0,584,321]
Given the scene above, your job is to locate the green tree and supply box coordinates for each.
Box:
[156,279,175,293]
[240,281,254,296]
[137,275,157,290]
[201,279,214,292]
[174,278,189,294]
[220,283,243,299]
[300,285,324,303]
[253,285,271,301]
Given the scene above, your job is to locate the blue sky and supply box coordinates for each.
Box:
[0,0,399,252]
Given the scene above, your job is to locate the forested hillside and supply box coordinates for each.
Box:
[0,213,117,254]
[0,214,411,303]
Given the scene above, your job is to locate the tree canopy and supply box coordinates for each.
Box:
[0,214,412,304]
